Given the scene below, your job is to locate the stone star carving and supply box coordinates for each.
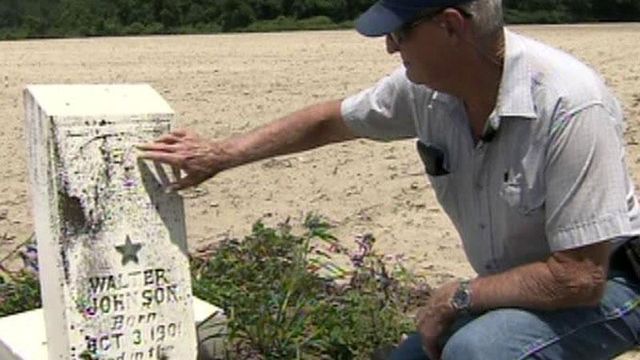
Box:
[115,235,142,266]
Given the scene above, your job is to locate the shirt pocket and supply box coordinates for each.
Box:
[417,141,453,201]
[500,172,545,216]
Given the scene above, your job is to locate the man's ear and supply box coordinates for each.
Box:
[439,8,468,44]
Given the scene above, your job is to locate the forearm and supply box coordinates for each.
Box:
[218,100,356,170]
[470,255,608,312]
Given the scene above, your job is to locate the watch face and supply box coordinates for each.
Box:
[453,283,471,311]
[455,291,470,307]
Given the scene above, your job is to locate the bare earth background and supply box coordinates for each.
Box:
[1,24,640,357]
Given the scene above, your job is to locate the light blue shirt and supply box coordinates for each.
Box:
[341,29,640,276]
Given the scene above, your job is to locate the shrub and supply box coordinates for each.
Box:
[191,215,429,359]
[0,272,41,316]
[123,21,146,35]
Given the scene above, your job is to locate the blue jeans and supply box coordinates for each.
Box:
[390,270,640,360]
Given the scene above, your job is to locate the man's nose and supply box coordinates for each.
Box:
[386,35,400,54]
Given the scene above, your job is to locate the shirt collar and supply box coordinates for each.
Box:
[495,29,537,120]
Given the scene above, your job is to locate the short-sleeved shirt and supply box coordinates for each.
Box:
[341,29,640,276]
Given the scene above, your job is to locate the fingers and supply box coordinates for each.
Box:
[419,331,440,360]
[417,309,442,360]
[155,133,183,144]
[428,348,440,360]
[136,142,178,152]
[171,129,188,138]
[424,339,440,360]
[134,155,201,192]
[137,151,183,166]
[136,129,211,192]
[167,174,204,192]
[158,130,189,142]
[137,129,189,149]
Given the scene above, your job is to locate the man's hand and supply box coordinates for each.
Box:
[137,129,229,191]
[417,281,460,360]
[135,101,353,193]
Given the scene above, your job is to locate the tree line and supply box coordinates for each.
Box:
[504,0,640,23]
[1,0,639,40]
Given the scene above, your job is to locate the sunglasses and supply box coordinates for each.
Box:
[389,6,473,45]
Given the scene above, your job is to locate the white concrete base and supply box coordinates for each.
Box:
[0,297,227,360]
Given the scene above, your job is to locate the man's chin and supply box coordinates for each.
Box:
[404,67,442,90]
[404,67,416,82]
[404,68,426,85]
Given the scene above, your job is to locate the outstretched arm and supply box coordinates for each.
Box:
[138,99,356,190]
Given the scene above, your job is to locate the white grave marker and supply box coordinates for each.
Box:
[24,84,201,360]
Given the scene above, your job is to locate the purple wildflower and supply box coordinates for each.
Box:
[19,244,39,273]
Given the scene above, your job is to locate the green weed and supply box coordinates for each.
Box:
[191,214,430,359]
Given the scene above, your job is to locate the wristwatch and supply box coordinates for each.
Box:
[450,280,473,314]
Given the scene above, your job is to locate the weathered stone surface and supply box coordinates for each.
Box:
[0,298,227,360]
[24,85,199,360]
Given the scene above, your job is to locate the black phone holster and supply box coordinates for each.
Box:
[416,141,450,177]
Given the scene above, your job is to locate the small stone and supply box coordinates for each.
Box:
[413,202,426,209]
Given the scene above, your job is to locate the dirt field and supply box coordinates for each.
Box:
[1,24,640,357]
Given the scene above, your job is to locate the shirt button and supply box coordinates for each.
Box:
[475,183,483,191]
[479,223,487,230]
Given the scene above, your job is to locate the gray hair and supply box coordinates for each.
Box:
[459,0,504,38]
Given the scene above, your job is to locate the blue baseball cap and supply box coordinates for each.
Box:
[356,0,472,37]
